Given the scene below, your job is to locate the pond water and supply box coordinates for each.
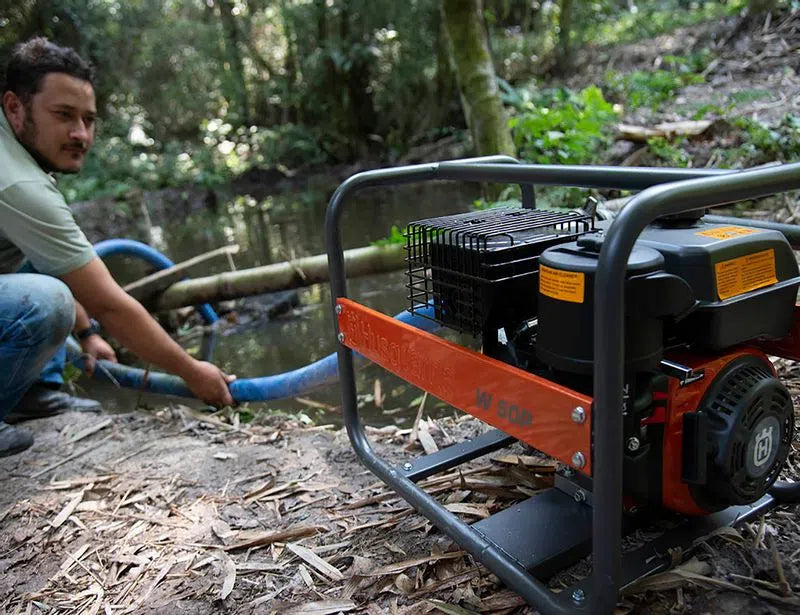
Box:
[81,177,484,426]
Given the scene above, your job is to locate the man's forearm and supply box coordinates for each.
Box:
[93,293,197,378]
[62,257,199,381]
[62,257,232,406]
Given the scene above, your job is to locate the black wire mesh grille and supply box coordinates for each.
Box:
[406,207,594,335]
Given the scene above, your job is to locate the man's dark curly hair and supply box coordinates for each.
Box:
[4,37,94,102]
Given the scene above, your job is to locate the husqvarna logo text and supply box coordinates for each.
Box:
[753,426,774,467]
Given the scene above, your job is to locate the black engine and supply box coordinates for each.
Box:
[405,205,799,514]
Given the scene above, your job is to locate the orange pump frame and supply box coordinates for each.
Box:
[338,297,800,507]
[336,297,593,473]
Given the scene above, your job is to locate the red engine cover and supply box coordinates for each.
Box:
[659,347,776,516]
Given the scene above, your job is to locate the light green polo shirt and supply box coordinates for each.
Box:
[0,110,95,276]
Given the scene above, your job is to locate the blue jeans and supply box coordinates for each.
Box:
[16,262,69,387]
[0,274,75,420]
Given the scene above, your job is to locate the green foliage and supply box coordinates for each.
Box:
[58,116,331,202]
[200,120,328,171]
[647,136,692,167]
[688,115,800,170]
[471,198,522,211]
[690,103,726,120]
[606,56,706,111]
[686,88,772,121]
[62,363,83,386]
[59,135,232,202]
[509,86,619,165]
[729,88,773,105]
[372,225,406,246]
[493,1,746,83]
[644,114,800,172]
[581,1,748,48]
[233,405,255,424]
[728,115,800,163]
[3,0,793,205]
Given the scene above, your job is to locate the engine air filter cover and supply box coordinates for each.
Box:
[536,239,667,374]
[406,207,593,336]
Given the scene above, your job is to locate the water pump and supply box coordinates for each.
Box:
[326,158,800,614]
[405,205,798,516]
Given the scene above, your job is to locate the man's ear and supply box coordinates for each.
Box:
[2,91,26,135]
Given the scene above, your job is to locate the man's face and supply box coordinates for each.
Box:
[6,72,96,174]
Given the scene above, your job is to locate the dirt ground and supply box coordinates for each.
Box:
[0,399,799,615]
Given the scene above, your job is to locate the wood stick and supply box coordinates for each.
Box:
[123,245,240,301]
[223,525,322,552]
[68,418,113,444]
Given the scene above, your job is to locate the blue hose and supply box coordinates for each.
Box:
[94,238,218,324]
[67,306,439,402]
[86,238,442,401]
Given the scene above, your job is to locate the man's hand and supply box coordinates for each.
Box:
[79,335,118,375]
[183,360,236,407]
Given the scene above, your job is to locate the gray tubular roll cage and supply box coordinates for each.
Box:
[324,156,800,615]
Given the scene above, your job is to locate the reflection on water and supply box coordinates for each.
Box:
[143,180,483,271]
[84,179,483,425]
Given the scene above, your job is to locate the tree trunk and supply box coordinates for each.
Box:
[315,0,327,43]
[280,0,301,124]
[555,0,573,74]
[146,244,406,311]
[435,12,458,128]
[341,0,377,154]
[216,0,251,125]
[123,245,241,302]
[441,0,515,159]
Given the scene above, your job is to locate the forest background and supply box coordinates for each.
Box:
[3,0,797,212]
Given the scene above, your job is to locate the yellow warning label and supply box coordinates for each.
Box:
[540,265,585,303]
[715,249,777,300]
[697,226,761,240]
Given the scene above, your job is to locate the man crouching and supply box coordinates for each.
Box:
[0,37,234,456]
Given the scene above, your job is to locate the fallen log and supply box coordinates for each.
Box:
[123,244,240,302]
[144,243,405,311]
[616,119,715,143]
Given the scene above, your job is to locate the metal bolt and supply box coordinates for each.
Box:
[402,462,413,471]
[562,467,575,478]
[571,406,586,424]
[571,451,586,469]
[337,332,345,343]
[573,489,586,503]
[571,588,585,604]
[627,437,640,452]
[335,304,343,315]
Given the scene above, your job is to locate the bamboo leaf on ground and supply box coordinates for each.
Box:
[286,542,344,581]
[426,600,480,615]
[219,553,236,599]
[281,600,357,615]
